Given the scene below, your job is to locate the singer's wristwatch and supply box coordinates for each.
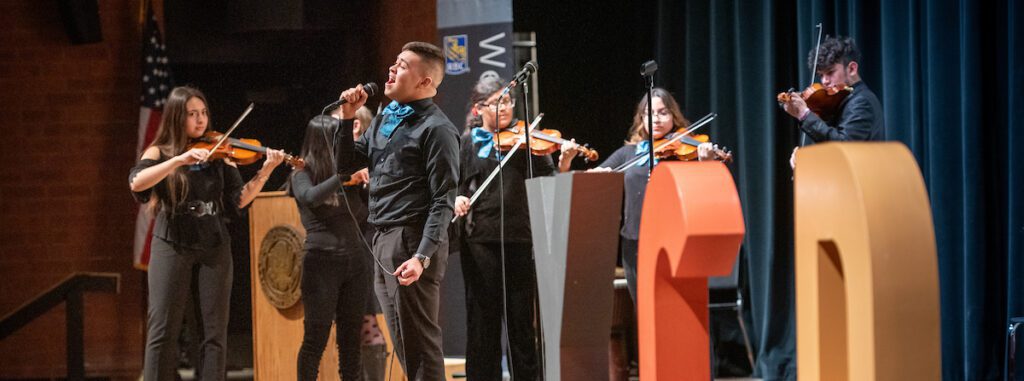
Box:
[413,253,431,269]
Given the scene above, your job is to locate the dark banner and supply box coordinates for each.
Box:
[437,0,515,133]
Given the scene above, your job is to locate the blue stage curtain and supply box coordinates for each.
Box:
[655,0,1023,379]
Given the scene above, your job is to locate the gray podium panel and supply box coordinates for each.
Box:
[526,172,624,381]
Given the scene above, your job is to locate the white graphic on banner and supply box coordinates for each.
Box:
[479,33,507,68]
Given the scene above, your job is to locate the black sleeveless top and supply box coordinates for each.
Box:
[129,154,244,250]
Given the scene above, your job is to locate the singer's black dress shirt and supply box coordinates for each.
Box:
[336,98,460,259]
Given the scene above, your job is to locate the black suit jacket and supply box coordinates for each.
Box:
[800,81,886,144]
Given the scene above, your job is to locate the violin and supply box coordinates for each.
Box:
[776,23,853,121]
[654,132,733,163]
[495,120,600,162]
[188,131,304,168]
[776,83,852,121]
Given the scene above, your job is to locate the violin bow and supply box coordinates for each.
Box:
[809,22,823,88]
[199,102,256,164]
[451,113,545,223]
[614,112,718,172]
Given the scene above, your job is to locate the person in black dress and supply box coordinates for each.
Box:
[129,86,286,380]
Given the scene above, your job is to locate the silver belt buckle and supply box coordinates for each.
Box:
[187,201,215,217]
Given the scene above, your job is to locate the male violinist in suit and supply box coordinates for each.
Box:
[780,35,885,169]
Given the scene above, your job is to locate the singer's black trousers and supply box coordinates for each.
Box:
[372,224,449,381]
[461,241,540,381]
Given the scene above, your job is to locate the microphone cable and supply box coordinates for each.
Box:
[492,96,516,381]
[319,95,409,381]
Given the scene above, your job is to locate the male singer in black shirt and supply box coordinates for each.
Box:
[780,35,885,168]
[334,41,459,381]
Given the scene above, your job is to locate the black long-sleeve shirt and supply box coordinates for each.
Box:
[799,81,885,144]
[335,98,460,259]
[289,170,365,252]
[458,126,556,243]
[598,144,655,241]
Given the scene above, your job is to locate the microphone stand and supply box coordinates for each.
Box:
[521,80,534,178]
[643,62,656,178]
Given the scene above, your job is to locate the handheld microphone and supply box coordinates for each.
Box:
[324,82,378,111]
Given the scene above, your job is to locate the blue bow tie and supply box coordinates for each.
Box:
[634,141,659,167]
[379,101,415,138]
[470,127,500,159]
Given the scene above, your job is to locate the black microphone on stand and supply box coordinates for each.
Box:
[641,60,658,77]
[500,61,537,96]
[323,82,379,111]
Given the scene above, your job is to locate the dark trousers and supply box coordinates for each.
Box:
[145,237,232,381]
[461,241,540,381]
[372,225,448,381]
[621,237,638,303]
[297,249,370,381]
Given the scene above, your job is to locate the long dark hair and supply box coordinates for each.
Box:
[289,115,340,206]
[627,88,690,143]
[148,86,210,212]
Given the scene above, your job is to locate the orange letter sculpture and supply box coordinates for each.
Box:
[637,161,746,380]
[794,142,940,380]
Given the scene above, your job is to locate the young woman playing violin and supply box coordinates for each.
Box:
[590,88,725,303]
[452,76,582,380]
[129,86,287,380]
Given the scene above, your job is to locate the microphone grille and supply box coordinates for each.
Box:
[363,82,379,97]
[525,61,538,73]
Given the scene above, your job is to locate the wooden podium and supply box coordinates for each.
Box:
[248,191,405,380]
[526,172,625,381]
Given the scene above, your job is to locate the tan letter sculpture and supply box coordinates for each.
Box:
[794,142,940,380]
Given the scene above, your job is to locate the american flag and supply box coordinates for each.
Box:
[134,2,173,270]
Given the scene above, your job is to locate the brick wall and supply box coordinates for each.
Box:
[0,1,146,378]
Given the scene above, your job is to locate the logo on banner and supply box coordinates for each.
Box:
[444,34,470,75]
